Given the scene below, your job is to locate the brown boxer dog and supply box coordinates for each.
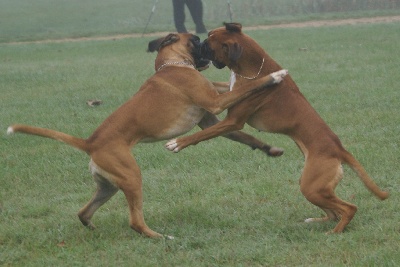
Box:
[165,23,389,233]
[7,32,288,238]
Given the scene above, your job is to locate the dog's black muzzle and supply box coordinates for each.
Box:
[191,36,210,71]
[200,39,226,69]
[200,40,213,60]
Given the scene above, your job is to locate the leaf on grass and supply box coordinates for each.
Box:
[86,100,103,107]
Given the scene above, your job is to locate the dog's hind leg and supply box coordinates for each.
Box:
[91,149,165,238]
[119,159,168,239]
[300,159,357,233]
[78,171,119,230]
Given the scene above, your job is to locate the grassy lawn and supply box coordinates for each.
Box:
[1,21,400,266]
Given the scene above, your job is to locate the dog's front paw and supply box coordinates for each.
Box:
[271,69,288,84]
[165,139,180,153]
[267,146,284,157]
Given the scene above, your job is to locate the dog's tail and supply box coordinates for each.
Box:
[7,124,89,154]
[342,151,389,200]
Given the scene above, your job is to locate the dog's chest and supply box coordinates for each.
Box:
[163,106,205,138]
[229,71,236,91]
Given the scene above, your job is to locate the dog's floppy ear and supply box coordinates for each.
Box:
[223,42,243,63]
[224,22,242,33]
[147,33,180,52]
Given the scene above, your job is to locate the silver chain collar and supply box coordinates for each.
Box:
[157,60,195,72]
[234,58,265,80]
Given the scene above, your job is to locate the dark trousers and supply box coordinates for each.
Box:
[172,0,207,33]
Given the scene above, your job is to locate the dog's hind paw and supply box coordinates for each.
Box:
[304,218,315,223]
[271,69,288,84]
[7,126,14,135]
[165,139,180,152]
[164,235,175,240]
[267,146,284,157]
[304,216,331,223]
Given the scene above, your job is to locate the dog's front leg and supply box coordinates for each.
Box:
[197,112,283,156]
[166,107,251,153]
[195,69,288,115]
[212,82,230,93]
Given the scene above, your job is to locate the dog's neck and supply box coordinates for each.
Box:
[156,59,195,72]
[232,58,265,80]
[229,58,265,91]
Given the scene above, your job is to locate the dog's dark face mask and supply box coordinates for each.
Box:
[190,35,211,70]
[147,33,210,71]
[200,23,245,70]
[200,39,226,69]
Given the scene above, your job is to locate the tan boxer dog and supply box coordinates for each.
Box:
[165,23,389,233]
[7,32,288,238]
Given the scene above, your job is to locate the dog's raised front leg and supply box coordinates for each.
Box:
[166,107,250,152]
[197,112,283,156]
[212,82,230,93]
[166,70,288,152]
[223,131,284,156]
[197,69,288,115]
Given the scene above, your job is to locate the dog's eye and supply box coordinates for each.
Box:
[192,36,200,43]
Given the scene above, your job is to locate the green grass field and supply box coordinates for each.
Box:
[1,9,400,267]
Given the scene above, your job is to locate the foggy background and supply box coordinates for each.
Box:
[1,0,399,42]
[104,0,400,32]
